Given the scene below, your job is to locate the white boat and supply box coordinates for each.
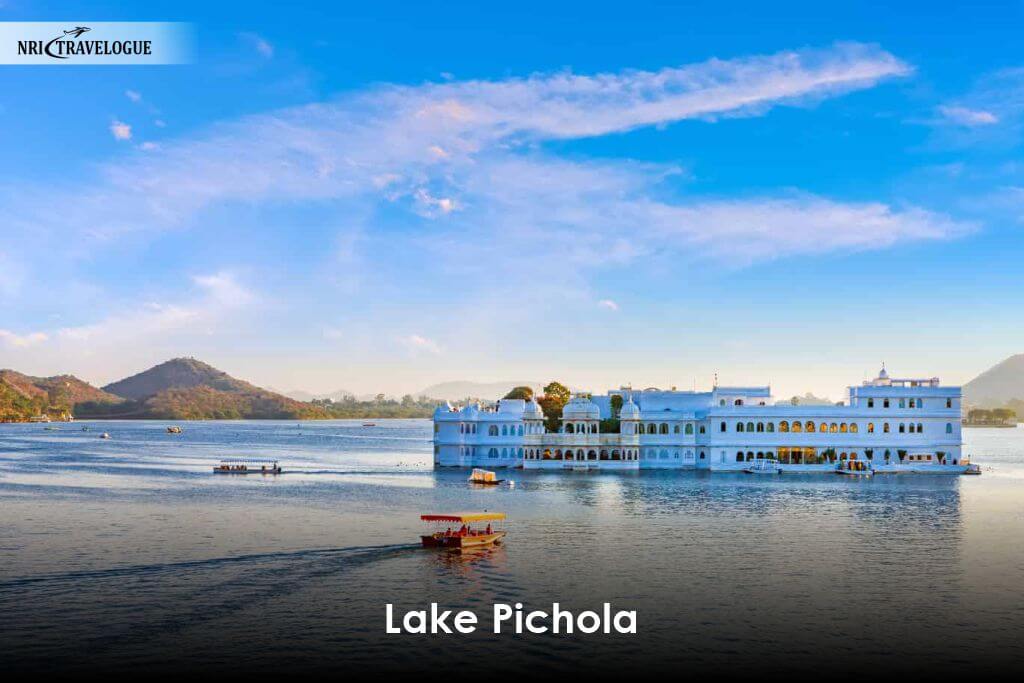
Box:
[99,432,111,439]
[873,453,975,475]
[744,458,781,474]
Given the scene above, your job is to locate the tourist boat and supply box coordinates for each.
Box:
[167,426,183,434]
[963,463,982,475]
[744,458,781,474]
[468,468,504,485]
[213,458,282,475]
[99,432,111,439]
[420,512,506,551]
[28,415,51,423]
[836,460,872,476]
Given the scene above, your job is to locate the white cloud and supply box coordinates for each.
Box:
[109,120,132,141]
[938,105,998,127]
[0,329,48,348]
[138,141,160,151]
[599,299,620,311]
[401,334,441,355]
[125,89,142,103]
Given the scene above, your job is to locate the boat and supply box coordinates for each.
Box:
[28,415,51,423]
[836,460,872,476]
[362,423,376,427]
[212,458,282,475]
[99,432,111,439]
[744,458,781,474]
[468,468,504,485]
[964,463,982,475]
[420,512,506,551]
[166,426,183,434]
[44,426,59,431]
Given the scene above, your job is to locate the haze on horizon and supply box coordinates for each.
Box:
[2,2,1023,401]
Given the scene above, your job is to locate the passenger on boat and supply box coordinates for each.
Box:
[485,524,492,535]
[458,524,467,536]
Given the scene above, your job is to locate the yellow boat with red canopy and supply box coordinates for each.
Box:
[420,512,507,550]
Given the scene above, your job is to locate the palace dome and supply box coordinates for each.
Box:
[562,395,600,420]
[619,397,640,420]
[524,398,544,419]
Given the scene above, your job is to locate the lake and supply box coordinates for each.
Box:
[2,420,1023,674]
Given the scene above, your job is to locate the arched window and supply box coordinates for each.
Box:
[883,423,890,433]
[767,422,775,432]
[685,423,694,434]
[488,448,498,458]
[946,398,952,408]
[674,424,680,433]
[501,448,508,458]
[459,424,464,434]
[899,423,905,433]
[488,425,498,436]
[830,423,838,433]
[517,425,523,436]
[566,423,575,434]
[720,421,727,432]
[746,422,754,432]
[867,398,874,408]
[840,423,848,433]
[792,421,803,433]
[806,421,815,432]
[501,425,508,436]
[737,422,745,432]
[916,423,923,433]
[756,422,764,432]
[868,422,874,433]
[820,422,827,433]
[779,421,789,433]
[908,399,915,408]
[660,423,669,434]
[736,451,744,462]
[899,399,906,408]
[946,422,952,434]
[734,399,743,406]
[746,451,754,461]
[883,399,890,408]
[850,423,858,433]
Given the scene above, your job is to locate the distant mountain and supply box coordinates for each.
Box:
[777,392,836,406]
[274,388,355,403]
[417,380,544,401]
[964,354,1024,408]
[98,357,327,420]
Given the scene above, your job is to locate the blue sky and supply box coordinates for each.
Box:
[2,0,1024,398]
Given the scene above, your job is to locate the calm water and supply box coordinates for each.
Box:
[2,420,1023,674]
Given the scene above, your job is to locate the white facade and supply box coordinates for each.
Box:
[432,368,964,472]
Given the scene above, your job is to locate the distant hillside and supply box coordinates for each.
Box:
[0,370,123,421]
[95,358,328,420]
[964,354,1024,408]
[416,380,544,401]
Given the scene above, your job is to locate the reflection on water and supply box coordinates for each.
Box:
[1,421,1023,674]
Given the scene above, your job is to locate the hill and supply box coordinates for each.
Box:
[963,354,1024,408]
[417,380,544,401]
[0,370,123,421]
[96,358,328,420]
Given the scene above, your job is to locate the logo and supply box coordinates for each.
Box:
[17,25,153,60]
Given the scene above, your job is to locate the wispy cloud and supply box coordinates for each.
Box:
[599,299,620,311]
[938,105,998,127]
[401,334,441,355]
[125,89,142,103]
[0,329,48,348]
[240,32,274,58]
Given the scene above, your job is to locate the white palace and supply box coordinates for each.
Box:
[432,367,967,473]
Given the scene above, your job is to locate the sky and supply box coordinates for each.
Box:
[1,0,1024,400]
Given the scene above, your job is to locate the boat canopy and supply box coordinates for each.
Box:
[218,458,279,464]
[420,512,506,523]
